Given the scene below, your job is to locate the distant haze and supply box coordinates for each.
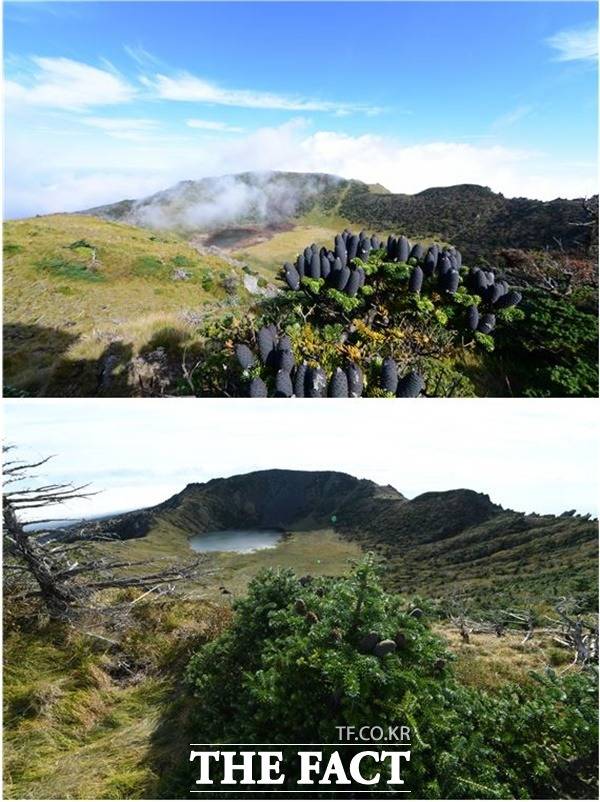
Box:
[88,172,343,231]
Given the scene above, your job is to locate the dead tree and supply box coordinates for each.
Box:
[3,447,205,619]
[546,599,598,667]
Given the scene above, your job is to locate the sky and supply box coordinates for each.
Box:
[4,1,598,218]
[4,398,598,522]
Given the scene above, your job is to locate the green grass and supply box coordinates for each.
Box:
[91,526,363,601]
[3,214,250,396]
[37,256,106,282]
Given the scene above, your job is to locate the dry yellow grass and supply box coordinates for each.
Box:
[436,626,576,689]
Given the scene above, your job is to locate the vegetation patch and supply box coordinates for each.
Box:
[36,256,104,282]
[179,559,598,799]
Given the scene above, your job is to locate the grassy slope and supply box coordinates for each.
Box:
[3,215,246,396]
[91,525,363,601]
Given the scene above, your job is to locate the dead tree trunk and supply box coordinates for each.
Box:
[3,500,77,614]
[3,448,207,620]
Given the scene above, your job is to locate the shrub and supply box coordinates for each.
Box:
[36,257,104,282]
[184,559,598,798]
[495,289,598,397]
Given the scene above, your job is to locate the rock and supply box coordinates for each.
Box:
[409,608,423,619]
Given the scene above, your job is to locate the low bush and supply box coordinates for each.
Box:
[184,559,598,798]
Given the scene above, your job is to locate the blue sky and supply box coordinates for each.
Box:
[4,1,598,217]
[4,399,599,520]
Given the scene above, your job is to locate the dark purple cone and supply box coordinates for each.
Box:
[346,363,363,397]
[306,366,327,398]
[347,234,359,261]
[408,265,424,294]
[249,376,268,398]
[320,254,331,279]
[293,363,308,397]
[296,254,305,277]
[409,243,424,261]
[381,357,398,393]
[495,290,522,309]
[398,236,410,262]
[345,269,361,297]
[257,326,275,364]
[478,313,496,335]
[274,369,293,397]
[284,263,300,291]
[357,239,371,262]
[235,343,255,370]
[328,368,349,398]
[308,251,320,279]
[387,236,398,260]
[487,283,504,305]
[332,265,350,291]
[466,305,479,331]
[396,370,424,398]
[423,252,436,277]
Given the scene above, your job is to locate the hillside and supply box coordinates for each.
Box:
[82,171,598,262]
[62,469,598,610]
[3,214,252,396]
[5,177,597,399]
[82,172,348,232]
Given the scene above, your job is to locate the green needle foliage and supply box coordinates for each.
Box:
[184,558,598,798]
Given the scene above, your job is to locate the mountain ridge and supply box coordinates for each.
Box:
[58,468,597,606]
[79,170,599,261]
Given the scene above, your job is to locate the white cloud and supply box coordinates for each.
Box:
[5,118,597,218]
[6,56,136,110]
[141,72,383,115]
[546,25,598,62]
[187,119,245,134]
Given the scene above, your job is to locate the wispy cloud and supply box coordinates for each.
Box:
[6,56,136,110]
[491,104,533,130]
[81,116,160,142]
[123,43,165,69]
[187,119,245,134]
[141,72,383,115]
[546,24,598,63]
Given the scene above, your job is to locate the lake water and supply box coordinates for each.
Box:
[189,529,282,554]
